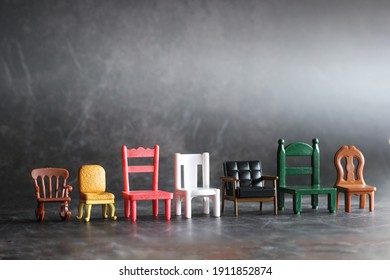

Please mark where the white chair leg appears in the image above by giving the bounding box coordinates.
[175,195,182,216]
[202,197,210,215]
[184,194,192,218]
[213,190,221,217]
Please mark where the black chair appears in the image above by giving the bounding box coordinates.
[221,161,278,216]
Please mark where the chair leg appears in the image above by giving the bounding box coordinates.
[336,191,340,210]
[278,191,284,211]
[213,190,221,217]
[102,204,108,219]
[202,197,210,215]
[311,194,318,209]
[184,194,192,218]
[75,202,84,220]
[345,192,351,213]
[108,203,117,220]
[234,199,238,216]
[328,191,336,213]
[130,200,137,222]
[165,199,171,221]
[152,200,158,217]
[369,192,375,212]
[175,195,182,216]
[293,194,302,214]
[259,202,263,212]
[124,199,131,218]
[273,196,278,215]
[359,194,366,209]
[59,202,71,221]
[221,195,225,214]
[85,204,92,222]
[36,202,44,221]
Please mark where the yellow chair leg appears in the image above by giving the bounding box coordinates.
[102,204,108,219]
[85,204,92,222]
[75,202,84,220]
[108,203,117,220]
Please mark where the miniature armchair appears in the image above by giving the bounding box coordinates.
[334,145,376,212]
[31,168,72,221]
[75,165,117,222]
[277,138,336,214]
[221,161,278,216]
[122,145,173,222]
[174,152,220,218]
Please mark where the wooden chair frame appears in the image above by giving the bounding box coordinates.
[31,168,72,221]
[334,145,376,212]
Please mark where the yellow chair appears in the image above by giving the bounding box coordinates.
[76,165,117,222]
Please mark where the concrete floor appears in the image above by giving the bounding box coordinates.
[1,192,390,260]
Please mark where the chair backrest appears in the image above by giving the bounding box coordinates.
[174,153,210,190]
[122,145,159,192]
[277,138,320,188]
[334,145,366,186]
[223,161,263,188]
[78,165,106,193]
[31,168,69,199]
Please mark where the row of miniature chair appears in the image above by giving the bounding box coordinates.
[31,138,376,222]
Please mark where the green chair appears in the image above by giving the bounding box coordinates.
[277,138,336,214]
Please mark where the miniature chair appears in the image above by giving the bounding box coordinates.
[174,152,220,218]
[75,165,117,222]
[31,168,72,221]
[334,145,376,212]
[277,138,336,214]
[122,145,173,222]
[221,161,278,216]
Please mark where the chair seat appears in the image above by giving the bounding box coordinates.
[235,187,275,198]
[175,188,219,197]
[280,185,336,195]
[79,192,115,201]
[37,197,71,203]
[122,190,173,200]
[335,185,376,192]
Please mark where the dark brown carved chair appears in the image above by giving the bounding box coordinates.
[334,145,376,212]
[31,168,73,221]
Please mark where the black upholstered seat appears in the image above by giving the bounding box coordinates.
[221,160,278,216]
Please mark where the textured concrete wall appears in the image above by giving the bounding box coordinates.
[1,0,389,210]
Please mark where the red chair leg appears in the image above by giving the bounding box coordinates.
[165,199,171,221]
[124,199,131,218]
[153,200,158,217]
[130,200,137,222]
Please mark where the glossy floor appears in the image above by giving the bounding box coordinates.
[1,194,390,260]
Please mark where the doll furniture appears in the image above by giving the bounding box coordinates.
[75,165,117,222]
[221,161,278,216]
[334,145,376,212]
[31,168,72,221]
[174,152,220,218]
[277,138,336,214]
[121,145,173,221]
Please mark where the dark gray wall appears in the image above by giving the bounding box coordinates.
[1,0,390,211]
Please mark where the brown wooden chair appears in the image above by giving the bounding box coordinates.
[334,145,376,212]
[31,168,73,221]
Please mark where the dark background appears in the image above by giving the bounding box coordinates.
[1,0,389,215]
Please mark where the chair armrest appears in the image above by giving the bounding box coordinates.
[260,175,278,181]
[64,185,73,194]
[220,176,237,183]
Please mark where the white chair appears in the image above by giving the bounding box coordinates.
[174,152,220,218]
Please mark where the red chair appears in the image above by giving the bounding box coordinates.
[122,145,173,221]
